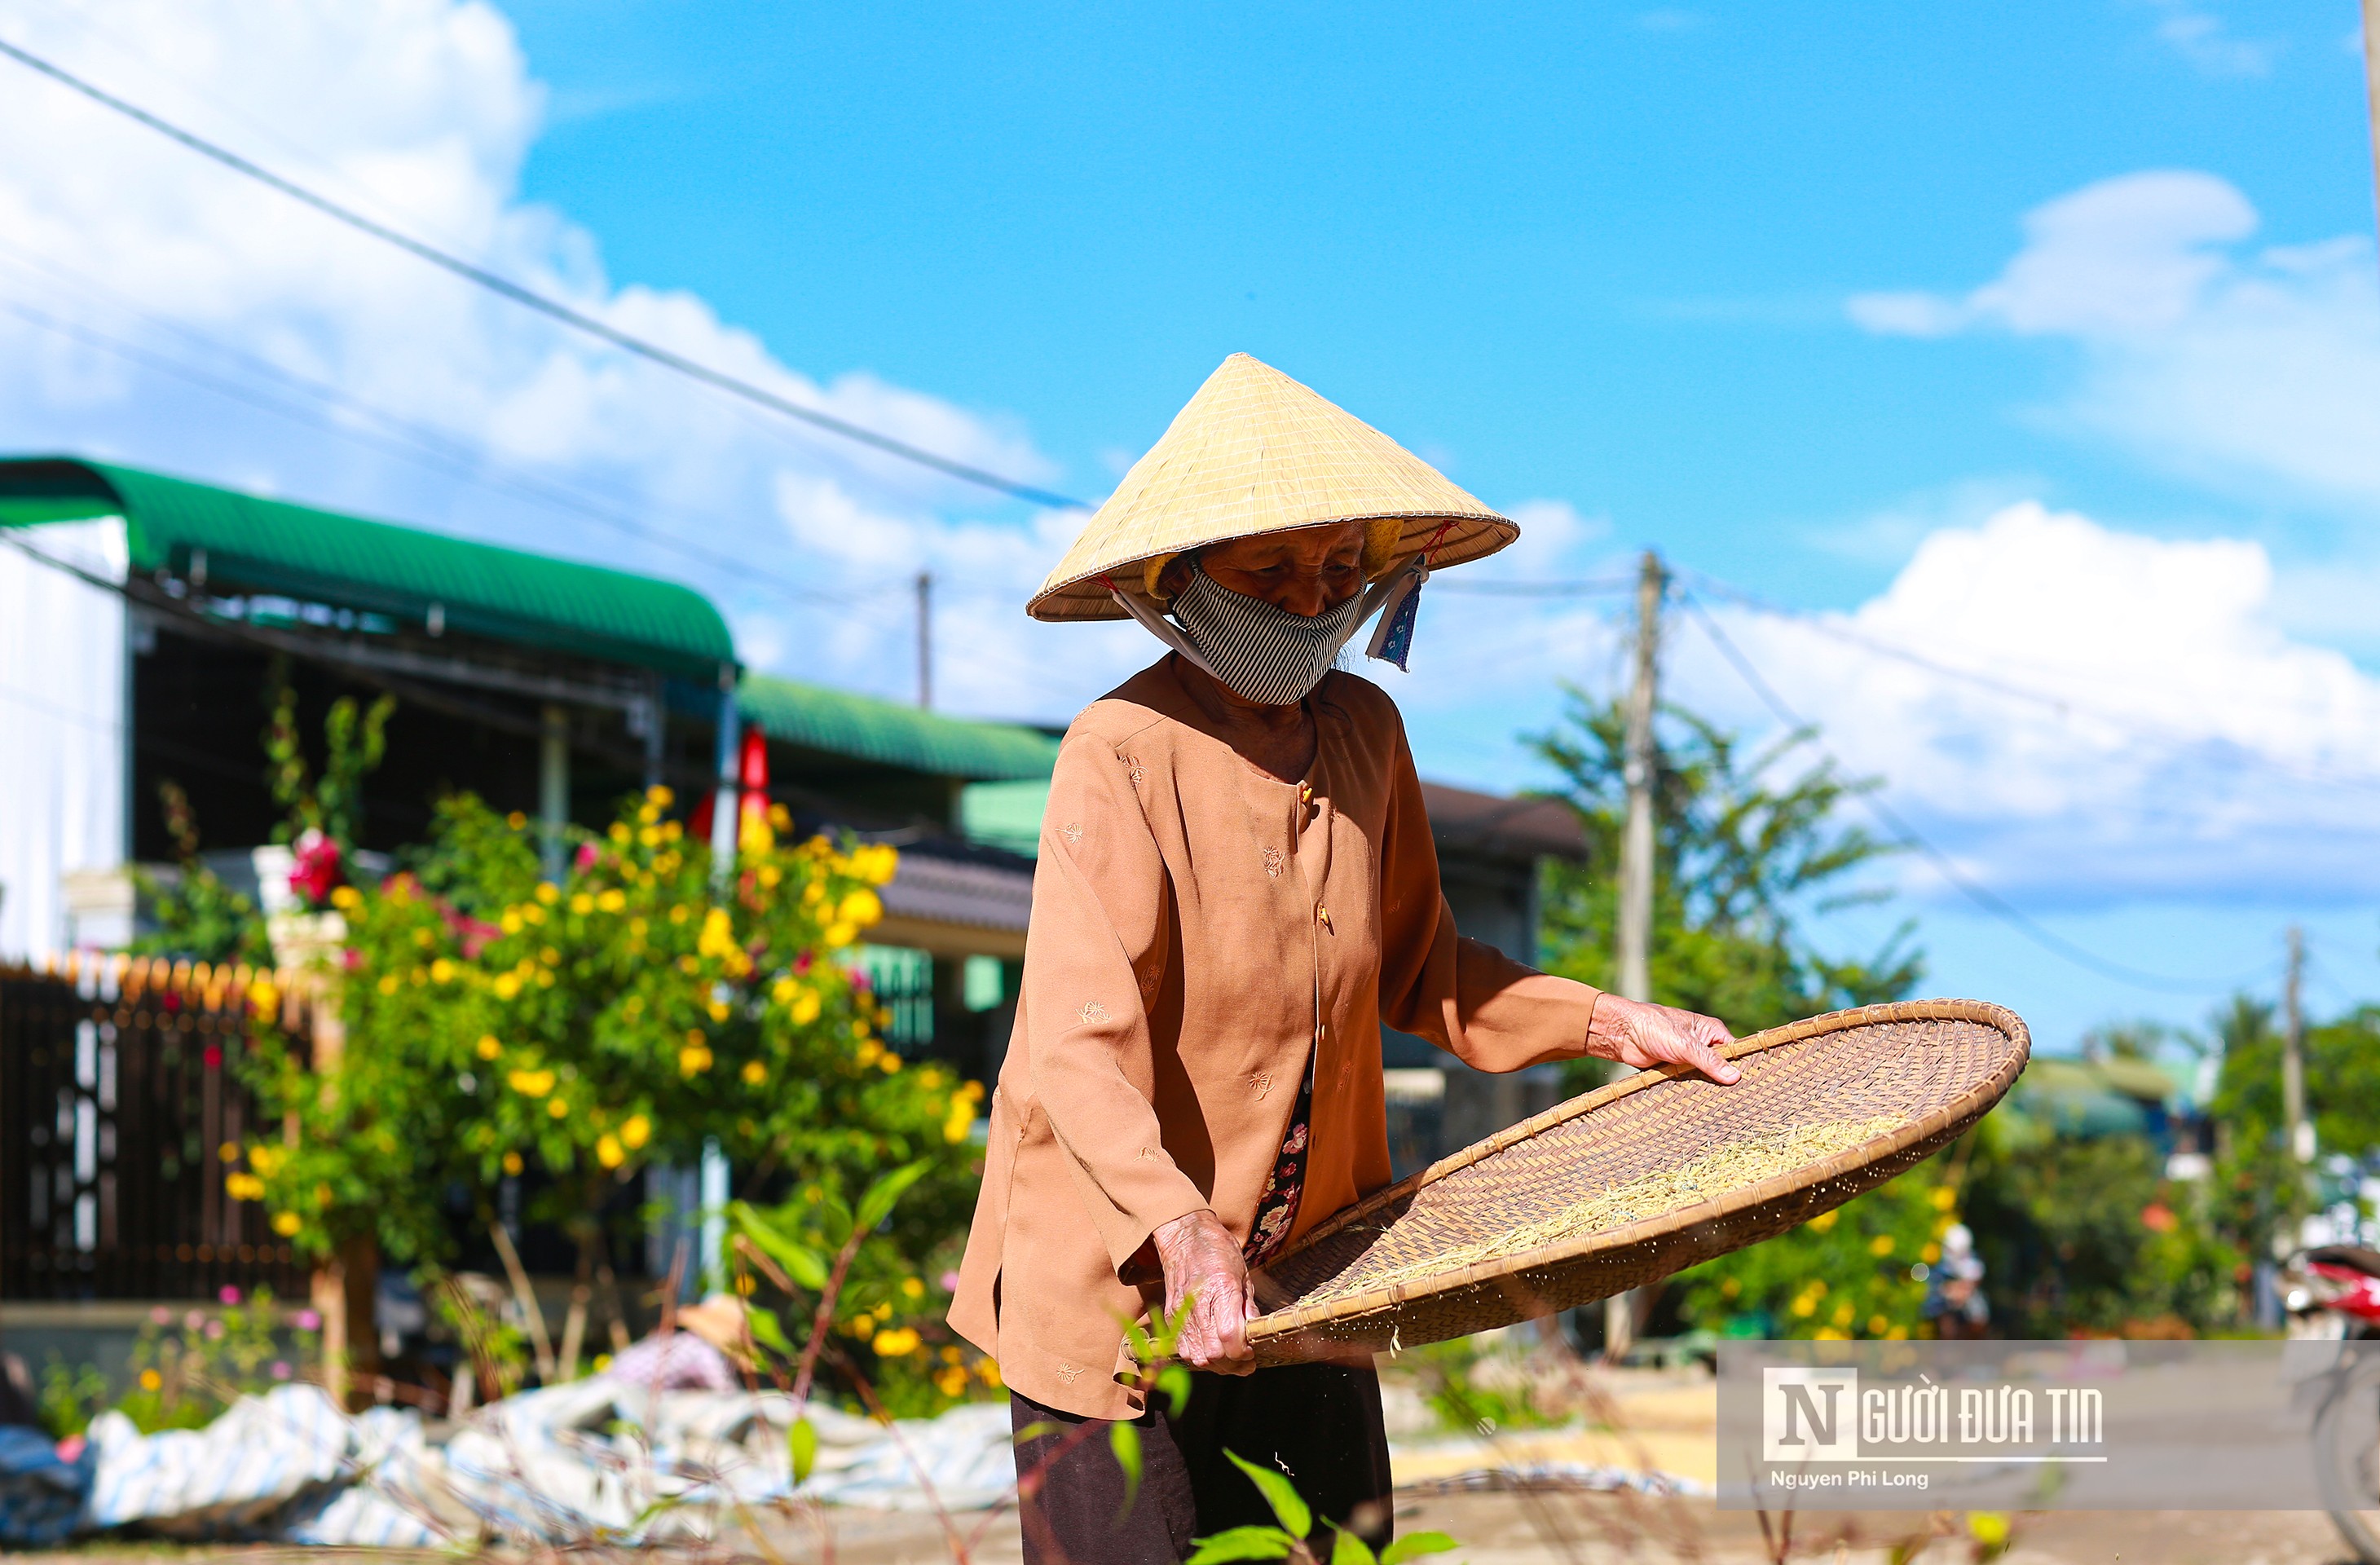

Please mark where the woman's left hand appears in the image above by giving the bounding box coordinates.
[1587,994,1742,1084]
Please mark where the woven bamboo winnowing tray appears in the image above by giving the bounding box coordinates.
[1244,999,2029,1364]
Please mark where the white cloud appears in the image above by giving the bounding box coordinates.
[2140,0,2279,76]
[0,0,1100,718]
[1669,502,2380,904]
[1848,170,2380,514]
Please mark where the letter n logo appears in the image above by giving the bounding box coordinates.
[1763,1368,1858,1460]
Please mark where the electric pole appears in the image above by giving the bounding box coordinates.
[1605,548,1664,1363]
[1615,549,1664,1005]
[2363,0,2380,267]
[915,571,934,710]
[2282,925,2312,1234]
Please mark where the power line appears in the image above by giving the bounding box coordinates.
[1677,564,2380,796]
[0,293,892,616]
[0,249,1113,704]
[1429,576,1634,597]
[0,35,1090,512]
[0,285,1091,712]
[1675,587,2267,996]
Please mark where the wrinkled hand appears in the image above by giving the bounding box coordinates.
[1153,1209,1257,1374]
[1588,994,1742,1084]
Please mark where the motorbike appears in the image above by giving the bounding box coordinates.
[2285,1245,2380,1563]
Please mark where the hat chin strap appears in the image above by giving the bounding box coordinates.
[1109,558,1425,681]
[1108,587,1223,680]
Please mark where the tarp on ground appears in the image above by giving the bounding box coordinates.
[56,1377,1018,1546]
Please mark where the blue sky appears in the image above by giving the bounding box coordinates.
[2,0,2376,1051]
[495,0,2367,600]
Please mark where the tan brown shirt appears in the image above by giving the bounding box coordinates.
[947,657,1602,1417]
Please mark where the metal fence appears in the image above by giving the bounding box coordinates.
[0,955,309,1300]
[858,944,937,1058]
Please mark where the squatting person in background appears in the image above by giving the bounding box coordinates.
[947,354,1740,1563]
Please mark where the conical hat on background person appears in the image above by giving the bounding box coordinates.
[674,1294,752,1363]
[1027,353,1518,622]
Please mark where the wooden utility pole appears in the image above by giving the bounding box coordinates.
[915,571,934,710]
[2363,0,2380,260]
[1605,548,1664,1361]
[2282,926,2312,1241]
[1614,549,1664,1003]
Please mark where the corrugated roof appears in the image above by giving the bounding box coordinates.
[738,675,1060,782]
[0,457,735,679]
[1419,781,1589,862]
[960,779,1050,856]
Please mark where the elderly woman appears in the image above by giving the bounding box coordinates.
[948,355,1738,1563]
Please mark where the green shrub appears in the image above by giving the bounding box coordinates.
[236,788,982,1295]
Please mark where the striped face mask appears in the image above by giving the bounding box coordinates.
[1167,563,1370,707]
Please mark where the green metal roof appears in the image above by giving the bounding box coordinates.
[738,675,1060,782]
[960,778,1051,856]
[0,457,735,679]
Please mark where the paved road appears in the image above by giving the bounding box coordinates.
[816,1495,2364,1563]
[20,1502,2364,1563]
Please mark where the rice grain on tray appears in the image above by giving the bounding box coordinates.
[1302,1113,1906,1301]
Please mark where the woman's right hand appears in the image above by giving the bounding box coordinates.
[1153,1209,1258,1374]
[1587,994,1742,1083]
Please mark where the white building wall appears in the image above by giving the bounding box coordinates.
[0,519,129,961]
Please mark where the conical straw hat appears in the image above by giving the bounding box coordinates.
[1028,353,1518,622]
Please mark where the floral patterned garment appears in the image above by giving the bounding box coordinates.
[1242,1060,1316,1266]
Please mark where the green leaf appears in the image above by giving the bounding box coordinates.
[787,1417,818,1486]
[1158,1364,1193,1418]
[1109,1420,1142,1518]
[1184,1524,1299,1563]
[1224,1450,1311,1539]
[730,1201,829,1290]
[1011,1420,1062,1445]
[854,1159,931,1235]
[1329,1527,1378,1565]
[747,1304,794,1356]
[1153,1297,1192,1356]
[1380,1532,1460,1563]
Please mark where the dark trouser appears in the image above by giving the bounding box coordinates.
[1011,1361,1394,1564]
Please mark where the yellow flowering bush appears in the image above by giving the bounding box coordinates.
[240,789,981,1281]
[1670,1162,1956,1341]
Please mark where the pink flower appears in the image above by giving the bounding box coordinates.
[270,1360,293,1381]
[149,1307,172,1325]
[456,915,501,959]
[575,841,601,871]
[204,1319,226,1341]
[938,1271,962,1294]
[183,1311,204,1331]
[219,1285,242,1305]
[288,829,345,909]
[54,1435,85,1464]
[294,1309,322,1331]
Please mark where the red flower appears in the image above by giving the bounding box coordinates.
[288,829,344,909]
